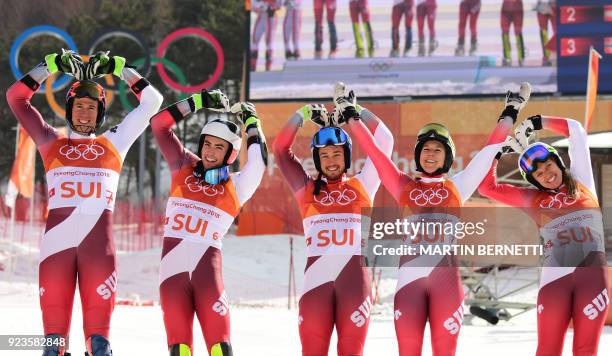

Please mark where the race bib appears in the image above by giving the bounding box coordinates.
[163,197,235,248]
[46,166,119,213]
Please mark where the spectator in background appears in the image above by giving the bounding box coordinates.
[390,0,414,57]
[455,0,481,56]
[251,0,282,71]
[535,0,556,66]
[416,0,437,57]
[314,0,338,59]
[501,0,525,66]
[349,0,375,58]
[283,0,302,60]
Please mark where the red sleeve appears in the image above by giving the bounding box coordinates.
[541,116,570,137]
[486,116,514,145]
[6,81,58,148]
[272,115,309,194]
[477,160,536,207]
[150,109,188,174]
[347,119,409,203]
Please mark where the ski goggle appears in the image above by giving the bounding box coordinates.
[311,127,350,148]
[203,166,230,185]
[519,144,556,174]
[67,81,105,101]
[417,123,450,143]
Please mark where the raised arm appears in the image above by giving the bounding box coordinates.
[6,62,60,148]
[346,117,407,203]
[272,107,311,194]
[104,67,163,157]
[521,115,595,196]
[231,103,268,205]
[478,160,538,208]
[351,107,395,200]
[150,99,192,173]
[453,82,532,203]
[151,90,229,174]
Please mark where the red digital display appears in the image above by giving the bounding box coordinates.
[605,37,612,54]
[559,37,595,57]
[604,5,612,22]
[560,6,599,24]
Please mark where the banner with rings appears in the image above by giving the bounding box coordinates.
[10,25,225,118]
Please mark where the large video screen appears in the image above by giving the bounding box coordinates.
[249,0,560,99]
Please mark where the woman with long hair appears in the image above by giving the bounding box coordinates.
[479,114,609,355]
[337,83,531,355]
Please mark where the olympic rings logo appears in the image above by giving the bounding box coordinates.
[539,192,577,209]
[314,189,357,206]
[408,187,449,206]
[368,60,394,72]
[10,25,225,117]
[184,175,225,197]
[58,143,105,161]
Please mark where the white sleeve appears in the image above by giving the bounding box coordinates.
[105,85,163,159]
[567,119,596,197]
[233,143,266,206]
[451,142,505,204]
[355,119,394,201]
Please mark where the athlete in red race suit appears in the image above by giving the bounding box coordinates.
[251,0,283,71]
[349,0,374,58]
[455,0,481,56]
[479,115,609,356]
[336,83,532,356]
[501,0,525,66]
[313,0,338,58]
[390,0,414,57]
[151,93,267,356]
[6,51,162,355]
[535,0,556,66]
[273,84,393,356]
[416,0,437,56]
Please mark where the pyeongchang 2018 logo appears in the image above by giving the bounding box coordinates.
[184,175,225,197]
[539,192,577,209]
[408,187,449,206]
[314,188,357,206]
[59,143,105,161]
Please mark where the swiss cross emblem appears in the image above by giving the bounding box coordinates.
[48,188,55,198]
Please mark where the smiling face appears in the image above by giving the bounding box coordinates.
[532,157,563,190]
[72,97,98,135]
[319,145,345,180]
[200,135,230,169]
[419,140,446,174]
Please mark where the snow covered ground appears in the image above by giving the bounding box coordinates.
[1,235,611,355]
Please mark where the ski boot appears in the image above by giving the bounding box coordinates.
[418,39,425,57]
[249,50,258,71]
[169,344,191,356]
[455,42,465,56]
[211,342,233,356]
[469,39,478,56]
[364,22,375,57]
[84,335,111,356]
[42,334,70,356]
[355,47,365,58]
[285,49,293,60]
[390,48,400,58]
[428,39,438,56]
[265,50,272,71]
[293,49,300,60]
[502,58,511,67]
[314,49,323,60]
[328,48,337,59]
[403,27,412,57]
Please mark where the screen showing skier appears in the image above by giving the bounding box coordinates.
[248,0,559,99]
